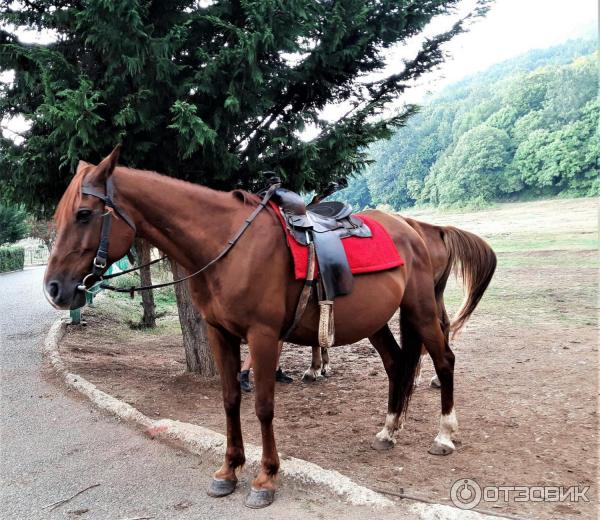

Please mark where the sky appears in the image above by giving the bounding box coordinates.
[1,0,597,140]
[315,0,597,127]
[409,0,596,100]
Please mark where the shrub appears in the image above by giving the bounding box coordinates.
[0,202,29,245]
[0,246,25,273]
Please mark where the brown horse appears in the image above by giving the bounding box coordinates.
[303,216,496,388]
[44,147,497,508]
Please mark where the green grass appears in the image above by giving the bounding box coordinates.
[497,251,599,269]
[100,271,176,308]
[487,232,598,253]
[442,278,597,327]
[153,287,177,312]
[91,270,179,334]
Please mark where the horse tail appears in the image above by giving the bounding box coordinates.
[442,226,497,338]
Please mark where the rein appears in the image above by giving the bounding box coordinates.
[100,254,167,280]
[77,181,280,297]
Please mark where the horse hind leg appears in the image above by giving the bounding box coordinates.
[404,297,458,456]
[368,324,422,451]
[430,303,450,389]
[320,347,332,377]
[430,372,441,388]
[302,345,323,382]
[413,345,427,388]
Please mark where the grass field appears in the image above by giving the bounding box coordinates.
[403,197,599,254]
[403,197,599,314]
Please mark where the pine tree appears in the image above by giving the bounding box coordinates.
[1,0,489,372]
[1,0,490,211]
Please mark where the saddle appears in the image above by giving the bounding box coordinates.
[271,187,372,347]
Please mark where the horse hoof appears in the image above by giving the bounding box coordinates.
[428,440,455,456]
[302,370,318,382]
[245,487,275,509]
[371,436,395,451]
[430,375,441,388]
[207,477,237,497]
[321,364,333,377]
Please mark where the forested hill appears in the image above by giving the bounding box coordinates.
[335,38,599,209]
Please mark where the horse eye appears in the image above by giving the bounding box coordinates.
[76,209,93,222]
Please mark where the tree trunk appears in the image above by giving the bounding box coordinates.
[135,238,156,328]
[43,237,54,254]
[170,260,218,376]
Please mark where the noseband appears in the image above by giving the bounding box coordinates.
[77,177,137,291]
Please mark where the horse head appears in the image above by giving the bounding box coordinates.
[44,146,136,309]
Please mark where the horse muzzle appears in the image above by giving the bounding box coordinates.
[44,278,87,310]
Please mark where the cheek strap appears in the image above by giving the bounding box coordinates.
[80,176,136,279]
[93,209,112,273]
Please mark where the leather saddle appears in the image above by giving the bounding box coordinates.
[271,188,371,300]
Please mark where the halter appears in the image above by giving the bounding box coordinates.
[77,177,137,291]
[76,178,280,295]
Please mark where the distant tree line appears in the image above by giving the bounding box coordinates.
[334,38,599,209]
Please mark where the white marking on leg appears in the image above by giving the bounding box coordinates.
[433,408,458,450]
[430,374,441,388]
[321,362,332,376]
[414,355,425,387]
[414,369,422,387]
[375,413,400,444]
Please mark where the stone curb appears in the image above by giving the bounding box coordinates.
[44,317,492,519]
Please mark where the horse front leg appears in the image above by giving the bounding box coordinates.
[205,325,244,498]
[245,329,280,508]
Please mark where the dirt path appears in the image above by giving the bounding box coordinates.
[60,198,599,519]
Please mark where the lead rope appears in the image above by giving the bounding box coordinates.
[101,254,168,280]
[95,183,280,297]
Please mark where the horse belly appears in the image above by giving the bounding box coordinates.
[289,268,405,346]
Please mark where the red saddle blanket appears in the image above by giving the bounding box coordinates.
[270,202,404,279]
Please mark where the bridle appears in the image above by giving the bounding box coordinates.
[76,177,137,292]
[76,178,280,296]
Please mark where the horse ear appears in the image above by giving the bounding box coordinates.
[76,160,93,173]
[90,145,121,183]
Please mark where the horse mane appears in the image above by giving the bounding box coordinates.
[231,189,281,225]
[55,166,262,226]
[232,189,260,205]
[54,164,93,226]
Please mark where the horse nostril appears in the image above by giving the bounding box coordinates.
[47,281,61,300]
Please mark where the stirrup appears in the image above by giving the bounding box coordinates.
[318,300,335,348]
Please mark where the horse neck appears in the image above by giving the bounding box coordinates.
[112,167,240,272]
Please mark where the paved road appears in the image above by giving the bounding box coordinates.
[0,267,411,520]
